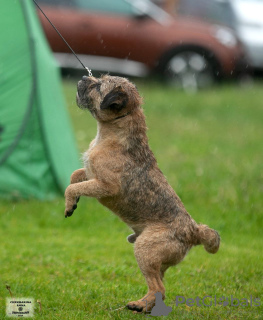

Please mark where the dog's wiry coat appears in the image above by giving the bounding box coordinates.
[64,75,220,313]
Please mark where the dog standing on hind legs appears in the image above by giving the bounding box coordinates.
[64,75,220,313]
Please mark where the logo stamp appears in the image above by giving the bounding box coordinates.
[144,292,172,317]
[175,295,261,307]
[6,298,34,318]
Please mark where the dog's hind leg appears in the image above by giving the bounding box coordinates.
[160,264,170,280]
[126,228,167,313]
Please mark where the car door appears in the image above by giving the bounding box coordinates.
[71,0,150,61]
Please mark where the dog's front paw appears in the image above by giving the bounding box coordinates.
[65,204,77,218]
[65,186,79,218]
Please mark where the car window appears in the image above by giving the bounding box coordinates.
[38,0,133,15]
[178,0,235,28]
[38,0,76,7]
[75,0,134,15]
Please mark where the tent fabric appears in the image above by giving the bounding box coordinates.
[0,0,80,199]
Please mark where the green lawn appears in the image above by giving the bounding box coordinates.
[0,80,263,319]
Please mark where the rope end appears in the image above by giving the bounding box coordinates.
[85,67,93,77]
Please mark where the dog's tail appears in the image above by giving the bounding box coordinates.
[196,224,220,254]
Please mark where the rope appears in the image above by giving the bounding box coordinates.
[33,0,92,76]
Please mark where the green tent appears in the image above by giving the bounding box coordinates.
[0,0,80,199]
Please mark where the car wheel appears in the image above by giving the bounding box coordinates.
[164,50,216,91]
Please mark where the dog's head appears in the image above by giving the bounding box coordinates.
[76,75,143,122]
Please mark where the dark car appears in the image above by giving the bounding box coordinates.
[37,0,247,90]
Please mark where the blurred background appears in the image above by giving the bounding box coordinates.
[0,1,262,319]
[37,0,263,89]
[2,0,262,199]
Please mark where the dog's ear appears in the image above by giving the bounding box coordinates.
[100,86,128,111]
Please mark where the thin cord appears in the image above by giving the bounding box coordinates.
[33,0,92,76]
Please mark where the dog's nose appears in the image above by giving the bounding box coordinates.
[82,75,88,81]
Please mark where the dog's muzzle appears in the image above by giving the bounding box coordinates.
[76,78,90,109]
[76,76,99,111]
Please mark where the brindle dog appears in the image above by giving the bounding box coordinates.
[64,75,220,313]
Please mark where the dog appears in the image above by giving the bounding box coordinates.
[64,75,220,313]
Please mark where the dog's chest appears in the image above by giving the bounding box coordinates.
[82,138,98,176]
[82,150,91,169]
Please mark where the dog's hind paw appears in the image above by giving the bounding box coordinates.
[126,302,143,313]
[127,299,154,313]
[127,233,137,243]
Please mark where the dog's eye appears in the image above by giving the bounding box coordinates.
[89,83,97,90]
[89,83,101,92]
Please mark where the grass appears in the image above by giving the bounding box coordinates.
[0,79,263,319]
